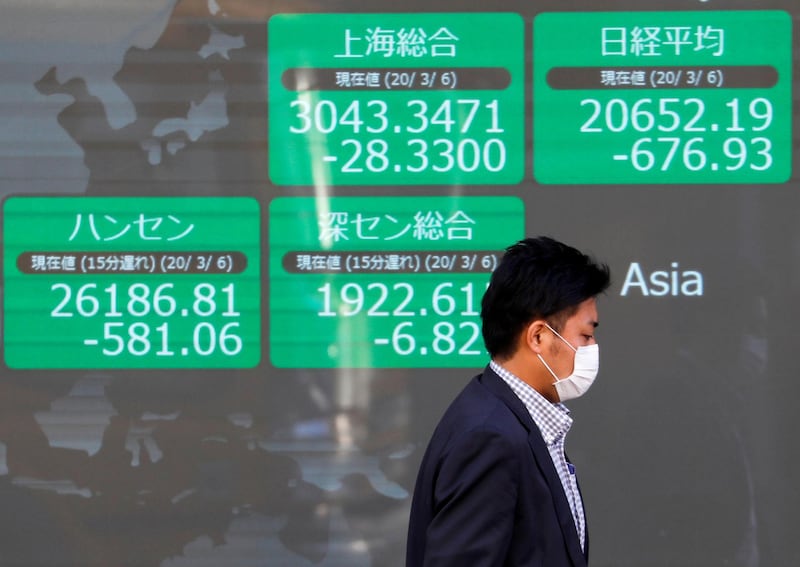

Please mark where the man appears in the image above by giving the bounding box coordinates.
[406,236,610,567]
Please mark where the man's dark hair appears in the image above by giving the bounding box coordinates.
[481,236,611,359]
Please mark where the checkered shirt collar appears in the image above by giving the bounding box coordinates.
[490,360,573,445]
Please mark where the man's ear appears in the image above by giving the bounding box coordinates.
[525,320,549,354]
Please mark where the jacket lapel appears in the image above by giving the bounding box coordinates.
[480,366,588,567]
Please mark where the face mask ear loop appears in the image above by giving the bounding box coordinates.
[537,354,561,385]
[544,322,577,352]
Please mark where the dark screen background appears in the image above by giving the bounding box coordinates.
[0,0,797,565]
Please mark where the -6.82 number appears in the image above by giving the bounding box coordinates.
[379,320,483,357]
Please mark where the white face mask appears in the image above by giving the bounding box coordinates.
[537,323,599,402]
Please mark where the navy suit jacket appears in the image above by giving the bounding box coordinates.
[406,366,589,567]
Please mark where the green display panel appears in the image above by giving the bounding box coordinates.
[3,197,261,369]
[534,11,792,184]
[270,196,523,368]
[268,13,524,186]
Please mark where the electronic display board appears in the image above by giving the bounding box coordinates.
[269,196,523,368]
[269,13,525,185]
[534,10,792,183]
[0,0,798,566]
[3,197,260,369]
